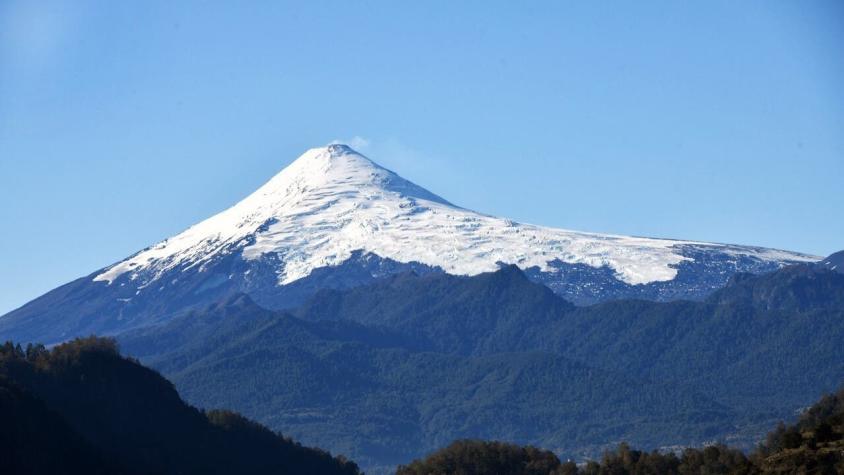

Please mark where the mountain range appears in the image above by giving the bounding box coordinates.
[116,258,844,471]
[0,144,839,474]
[4,334,842,474]
[0,144,818,344]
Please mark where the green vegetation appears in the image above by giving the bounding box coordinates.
[0,337,360,475]
[397,440,570,475]
[116,264,844,471]
[3,262,843,474]
[121,294,735,470]
[755,387,844,473]
[297,265,844,413]
[398,385,844,474]
[4,335,842,474]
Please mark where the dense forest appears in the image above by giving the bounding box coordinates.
[397,385,844,474]
[0,337,360,475]
[121,290,737,470]
[116,262,844,470]
[2,325,843,474]
[3,260,842,473]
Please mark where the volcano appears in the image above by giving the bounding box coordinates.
[0,144,818,343]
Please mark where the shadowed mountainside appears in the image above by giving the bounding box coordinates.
[118,258,844,471]
[0,337,360,475]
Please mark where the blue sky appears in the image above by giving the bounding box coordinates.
[0,1,842,314]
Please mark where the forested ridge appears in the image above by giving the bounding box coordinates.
[397,384,844,474]
[115,262,844,471]
[3,260,841,473]
[4,338,843,474]
[0,337,360,475]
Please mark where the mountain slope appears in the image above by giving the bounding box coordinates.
[118,298,734,472]
[0,337,361,475]
[0,144,817,344]
[118,256,844,472]
[820,250,844,273]
[296,259,844,412]
[0,376,120,475]
[397,384,844,475]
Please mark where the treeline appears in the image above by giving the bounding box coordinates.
[0,337,360,475]
[397,386,844,475]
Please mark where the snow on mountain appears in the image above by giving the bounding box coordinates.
[94,144,817,290]
[0,143,823,345]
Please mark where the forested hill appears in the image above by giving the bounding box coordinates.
[117,258,844,471]
[295,262,844,411]
[396,384,844,474]
[0,337,360,475]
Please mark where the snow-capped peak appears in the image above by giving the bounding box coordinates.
[259,144,453,206]
[94,144,818,288]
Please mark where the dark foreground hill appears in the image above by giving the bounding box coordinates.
[118,259,844,472]
[396,384,844,475]
[0,337,360,475]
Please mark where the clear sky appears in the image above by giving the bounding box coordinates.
[1,1,842,315]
